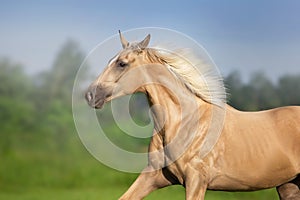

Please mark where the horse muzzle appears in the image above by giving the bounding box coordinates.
[85,85,113,109]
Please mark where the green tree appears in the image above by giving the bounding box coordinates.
[249,72,280,110]
[0,58,36,154]
[224,70,244,109]
[224,71,258,110]
[225,71,300,111]
[36,40,85,109]
[33,40,87,151]
[277,74,300,106]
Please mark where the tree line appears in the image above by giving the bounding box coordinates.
[0,40,85,154]
[225,71,300,111]
[0,40,299,151]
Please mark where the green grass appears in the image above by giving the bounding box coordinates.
[0,131,279,200]
[0,186,279,200]
[0,187,125,200]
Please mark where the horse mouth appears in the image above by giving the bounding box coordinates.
[85,89,112,109]
[93,99,105,109]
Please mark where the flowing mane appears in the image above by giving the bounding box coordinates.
[144,47,226,106]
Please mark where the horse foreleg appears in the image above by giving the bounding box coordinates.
[185,168,208,200]
[119,166,174,200]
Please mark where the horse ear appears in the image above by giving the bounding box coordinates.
[119,30,129,49]
[138,34,151,49]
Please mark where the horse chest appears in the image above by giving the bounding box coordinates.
[164,161,186,185]
[163,151,213,186]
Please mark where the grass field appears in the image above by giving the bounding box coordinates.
[0,131,280,200]
[0,186,279,200]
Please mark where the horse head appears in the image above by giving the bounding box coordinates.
[85,31,151,109]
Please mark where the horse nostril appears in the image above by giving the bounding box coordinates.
[85,91,93,102]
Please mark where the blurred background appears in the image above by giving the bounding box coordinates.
[1,1,299,199]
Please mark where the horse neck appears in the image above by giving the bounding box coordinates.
[142,71,212,144]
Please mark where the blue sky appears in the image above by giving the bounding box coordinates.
[1,0,299,81]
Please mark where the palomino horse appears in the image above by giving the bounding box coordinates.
[85,32,300,200]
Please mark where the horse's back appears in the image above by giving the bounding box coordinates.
[240,105,300,167]
[233,105,300,142]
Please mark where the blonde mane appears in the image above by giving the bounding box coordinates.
[145,47,226,106]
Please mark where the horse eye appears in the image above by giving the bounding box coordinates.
[118,61,128,68]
